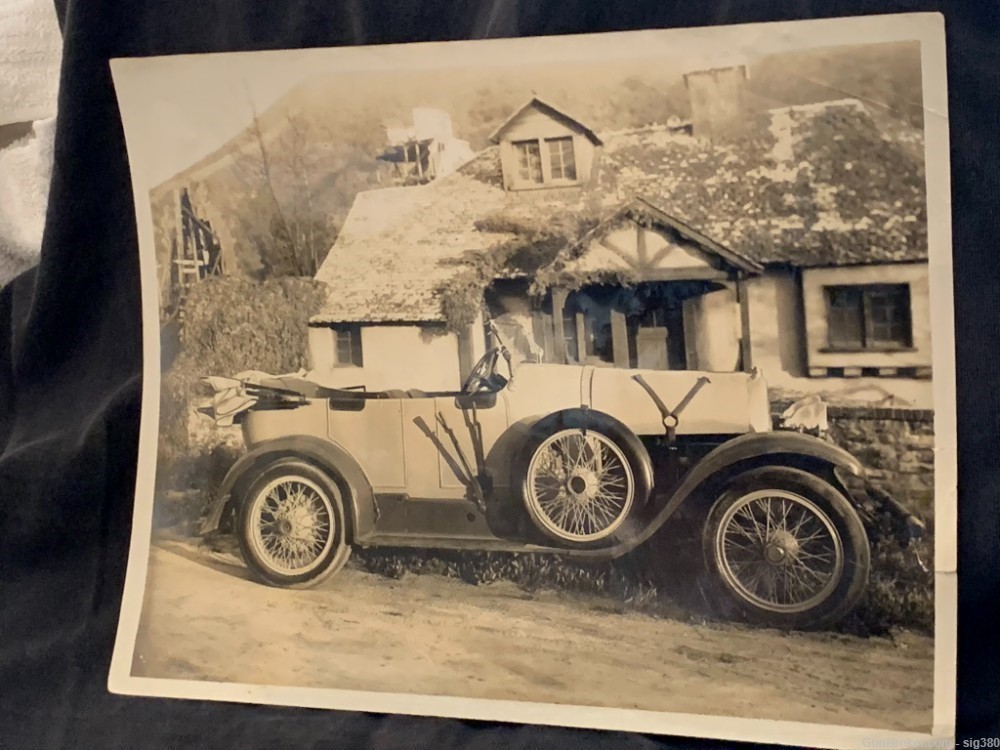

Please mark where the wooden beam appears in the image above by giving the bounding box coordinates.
[539,312,555,363]
[575,312,588,362]
[640,268,730,282]
[736,276,754,372]
[552,289,568,364]
[610,310,629,368]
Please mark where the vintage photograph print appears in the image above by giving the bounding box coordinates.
[109,13,956,749]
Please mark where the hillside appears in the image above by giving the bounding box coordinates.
[150,40,923,283]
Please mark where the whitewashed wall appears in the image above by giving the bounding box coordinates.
[802,262,931,371]
[748,267,934,408]
[308,324,462,392]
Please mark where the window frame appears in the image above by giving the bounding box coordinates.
[507,135,581,190]
[822,283,913,352]
[545,136,578,182]
[331,324,364,367]
[511,139,544,186]
[560,305,611,365]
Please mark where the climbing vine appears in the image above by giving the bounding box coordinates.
[437,212,601,333]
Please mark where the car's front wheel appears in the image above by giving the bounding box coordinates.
[702,466,870,630]
[236,458,351,588]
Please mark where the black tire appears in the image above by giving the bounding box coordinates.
[519,411,652,550]
[236,458,351,588]
[701,466,870,630]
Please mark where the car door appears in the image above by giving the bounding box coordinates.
[433,390,510,495]
[326,395,407,490]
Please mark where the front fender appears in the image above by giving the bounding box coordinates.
[565,430,866,560]
[198,435,376,541]
[654,429,865,518]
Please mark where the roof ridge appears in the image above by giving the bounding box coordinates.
[487,96,602,145]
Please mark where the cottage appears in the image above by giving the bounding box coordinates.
[310,65,931,406]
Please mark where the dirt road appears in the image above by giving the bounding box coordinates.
[131,540,934,732]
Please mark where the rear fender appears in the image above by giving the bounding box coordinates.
[199,435,376,541]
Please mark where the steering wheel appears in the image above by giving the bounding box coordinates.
[462,350,500,394]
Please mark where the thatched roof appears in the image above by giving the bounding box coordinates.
[313,98,926,324]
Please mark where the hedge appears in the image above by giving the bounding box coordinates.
[158,275,328,471]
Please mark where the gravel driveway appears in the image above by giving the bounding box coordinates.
[131,537,934,732]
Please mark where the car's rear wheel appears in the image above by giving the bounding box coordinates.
[236,458,351,588]
[702,466,870,630]
[522,427,639,548]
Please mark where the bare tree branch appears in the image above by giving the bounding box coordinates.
[247,103,300,271]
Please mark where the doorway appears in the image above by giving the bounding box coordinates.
[624,281,723,370]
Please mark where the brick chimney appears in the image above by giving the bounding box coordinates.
[683,64,749,141]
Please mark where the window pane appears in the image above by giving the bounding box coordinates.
[825,286,864,348]
[865,285,911,346]
[335,330,352,364]
[546,137,577,181]
[334,327,363,366]
[639,307,667,328]
[513,140,543,184]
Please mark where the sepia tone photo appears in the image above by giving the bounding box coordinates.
[109,14,955,749]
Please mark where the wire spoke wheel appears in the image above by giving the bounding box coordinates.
[526,428,634,543]
[248,474,335,576]
[714,489,844,614]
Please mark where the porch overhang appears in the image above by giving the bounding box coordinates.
[534,196,764,289]
[624,197,765,276]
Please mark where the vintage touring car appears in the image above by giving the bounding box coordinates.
[196,323,923,630]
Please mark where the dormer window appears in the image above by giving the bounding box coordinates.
[489,97,602,193]
[511,137,578,187]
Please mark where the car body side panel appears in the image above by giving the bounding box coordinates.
[400,398,462,498]
[502,364,588,420]
[589,368,761,436]
[327,399,406,489]
[481,413,540,491]
[433,395,510,490]
[242,401,328,445]
[502,362,767,438]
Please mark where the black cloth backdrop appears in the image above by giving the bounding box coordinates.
[1,1,997,748]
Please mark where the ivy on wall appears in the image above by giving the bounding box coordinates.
[437,206,687,333]
[437,212,600,333]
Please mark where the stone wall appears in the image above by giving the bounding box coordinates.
[774,402,936,522]
[825,405,935,521]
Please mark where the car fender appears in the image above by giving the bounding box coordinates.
[199,435,377,541]
[564,430,866,560]
[511,407,655,505]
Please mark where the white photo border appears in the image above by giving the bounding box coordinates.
[108,13,957,749]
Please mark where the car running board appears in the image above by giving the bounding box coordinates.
[357,533,566,555]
